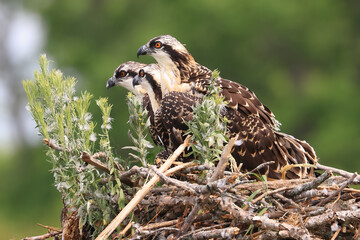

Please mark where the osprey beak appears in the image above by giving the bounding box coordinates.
[133,74,141,87]
[137,45,151,58]
[106,77,115,90]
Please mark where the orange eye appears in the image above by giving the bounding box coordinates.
[155,41,162,48]
[139,70,145,77]
[119,71,126,77]
[115,70,126,78]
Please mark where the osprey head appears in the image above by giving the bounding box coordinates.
[107,61,146,96]
[137,35,193,68]
[133,64,162,111]
[132,64,161,91]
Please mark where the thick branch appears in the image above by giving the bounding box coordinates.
[284,170,332,198]
[210,135,237,182]
[81,151,110,174]
[191,227,239,239]
[316,172,358,206]
[316,163,360,184]
[306,210,360,229]
[23,230,62,240]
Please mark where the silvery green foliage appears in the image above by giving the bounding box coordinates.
[186,70,229,165]
[124,92,153,167]
[23,55,124,236]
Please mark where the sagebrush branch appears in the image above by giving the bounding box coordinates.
[43,139,71,153]
[81,151,111,174]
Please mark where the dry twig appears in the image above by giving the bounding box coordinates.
[317,172,358,206]
[23,230,62,240]
[44,138,71,153]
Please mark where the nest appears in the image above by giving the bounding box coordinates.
[92,137,360,240]
[25,137,360,240]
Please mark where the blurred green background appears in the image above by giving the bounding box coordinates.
[1,0,359,239]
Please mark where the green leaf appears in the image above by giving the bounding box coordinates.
[257,207,268,216]
[246,189,261,202]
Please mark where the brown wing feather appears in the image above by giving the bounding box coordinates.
[143,94,172,149]
[142,94,154,125]
[193,78,280,131]
[275,132,317,178]
[226,107,317,179]
[158,90,316,179]
[225,108,281,178]
[160,91,201,160]
[142,94,160,146]
[188,63,213,83]
[161,91,201,131]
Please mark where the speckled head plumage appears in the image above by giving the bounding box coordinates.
[132,64,163,111]
[107,61,147,96]
[133,64,162,93]
[137,35,211,88]
[137,35,192,66]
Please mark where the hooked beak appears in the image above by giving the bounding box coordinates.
[137,45,152,58]
[132,74,141,87]
[106,77,115,89]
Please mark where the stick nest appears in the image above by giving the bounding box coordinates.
[117,168,360,240]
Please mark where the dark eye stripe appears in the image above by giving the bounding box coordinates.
[127,70,137,77]
[149,37,162,48]
[146,74,162,101]
[163,44,187,63]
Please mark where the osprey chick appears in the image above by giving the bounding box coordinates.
[107,61,170,150]
[137,35,318,179]
[132,64,177,154]
[133,64,199,158]
[137,35,280,131]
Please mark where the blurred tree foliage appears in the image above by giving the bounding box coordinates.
[3,0,360,238]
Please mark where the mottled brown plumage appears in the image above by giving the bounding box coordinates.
[137,35,318,179]
[225,107,315,179]
[193,78,280,131]
[132,64,186,156]
[161,92,316,179]
[161,91,201,149]
[133,65,201,161]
